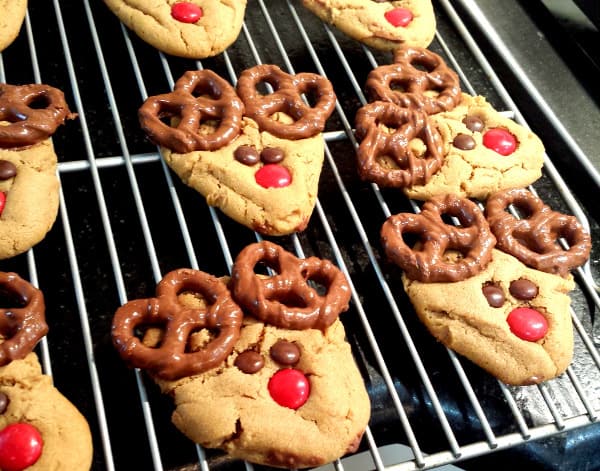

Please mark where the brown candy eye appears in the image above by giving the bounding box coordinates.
[482,283,505,308]
[453,133,476,150]
[234,145,260,166]
[270,340,300,366]
[260,147,284,164]
[234,350,265,374]
[462,115,484,133]
[0,392,8,414]
[0,160,17,180]
[509,279,539,301]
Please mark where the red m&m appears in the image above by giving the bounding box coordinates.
[384,8,413,27]
[171,2,203,23]
[482,128,517,155]
[0,423,43,471]
[255,164,292,188]
[268,369,310,409]
[507,307,548,342]
[0,192,6,216]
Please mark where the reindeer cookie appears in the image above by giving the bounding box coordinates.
[112,241,370,468]
[103,0,246,59]
[0,83,75,259]
[139,65,336,235]
[0,0,27,52]
[301,0,436,51]
[0,272,93,471]
[380,191,591,385]
[355,46,545,200]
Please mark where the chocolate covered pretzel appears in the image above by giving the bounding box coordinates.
[0,272,48,366]
[231,241,351,330]
[354,101,444,187]
[486,188,592,277]
[0,83,75,149]
[236,64,336,140]
[112,269,243,380]
[381,194,496,282]
[366,46,461,115]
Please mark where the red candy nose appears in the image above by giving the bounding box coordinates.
[171,2,203,23]
[0,192,6,215]
[268,369,310,409]
[255,164,292,188]
[0,423,43,471]
[384,8,413,27]
[507,307,548,342]
[482,128,517,155]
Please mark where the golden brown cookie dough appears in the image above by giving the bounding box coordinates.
[0,140,60,259]
[155,317,370,468]
[103,0,247,58]
[163,114,325,235]
[403,249,574,385]
[0,352,93,470]
[404,93,545,201]
[0,0,27,52]
[301,0,436,50]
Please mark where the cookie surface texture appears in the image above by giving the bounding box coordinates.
[103,0,247,58]
[0,140,60,259]
[301,0,435,50]
[404,94,545,200]
[156,317,370,468]
[402,249,574,385]
[0,0,27,52]
[163,115,324,235]
[0,353,93,470]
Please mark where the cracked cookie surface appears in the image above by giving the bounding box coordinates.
[163,115,325,235]
[404,93,545,201]
[301,0,436,50]
[0,140,60,259]
[154,316,370,468]
[402,249,574,385]
[103,0,246,58]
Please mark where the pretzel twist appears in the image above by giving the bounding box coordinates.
[0,83,74,148]
[381,195,496,282]
[485,188,592,277]
[365,46,461,115]
[236,64,336,140]
[138,70,245,154]
[0,272,48,366]
[231,241,351,330]
[111,269,243,380]
[354,101,444,187]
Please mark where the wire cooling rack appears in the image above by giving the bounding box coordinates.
[1,0,599,470]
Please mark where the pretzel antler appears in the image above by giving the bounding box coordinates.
[0,272,48,366]
[485,188,592,277]
[231,241,351,330]
[236,64,336,140]
[0,84,74,148]
[138,70,245,154]
[381,195,496,282]
[111,269,243,380]
[365,46,461,114]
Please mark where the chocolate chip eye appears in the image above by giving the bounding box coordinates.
[453,133,476,150]
[482,282,505,308]
[260,147,284,164]
[234,350,265,374]
[462,115,484,133]
[270,340,300,366]
[0,160,17,180]
[509,279,539,301]
[0,392,9,414]
[234,145,260,166]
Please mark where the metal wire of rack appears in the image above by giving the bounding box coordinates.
[0,1,599,470]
